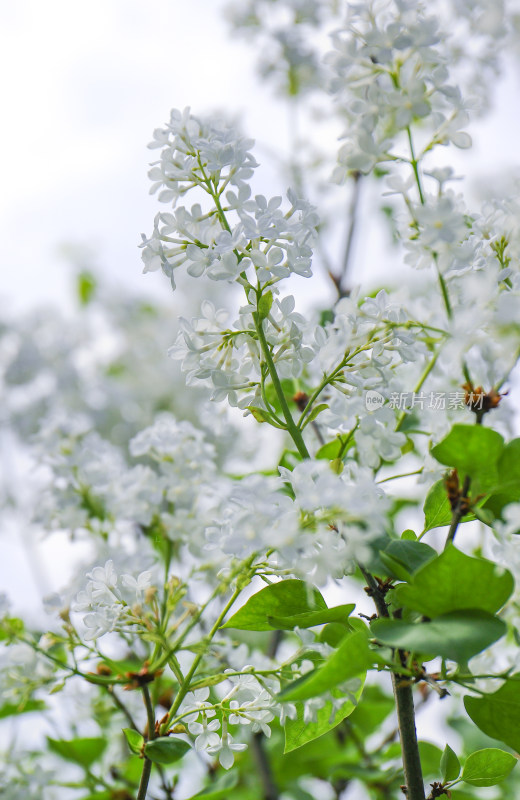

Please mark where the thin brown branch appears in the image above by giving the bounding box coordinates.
[359,564,425,800]
[106,685,139,731]
[444,473,471,549]
[250,732,279,800]
[329,172,362,298]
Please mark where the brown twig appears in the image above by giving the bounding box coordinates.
[360,565,426,800]
[251,732,279,800]
[444,473,471,549]
[329,172,362,299]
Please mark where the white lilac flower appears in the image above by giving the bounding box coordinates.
[326,0,478,187]
[87,559,118,594]
[82,608,121,641]
[205,474,300,557]
[130,414,217,509]
[190,717,221,752]
[208,720,247,769]
[356,408,407,468]
[229,696,275,737]
[181,688,216,725]
[120,570,153,599]
[168,302,263,409]
[72,560,158,642]
[302,695,328,724]
[493,503,520,539]
[141,109,318,288]
[274,461,390,578]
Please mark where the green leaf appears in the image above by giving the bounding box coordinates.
[492,438,520,496]
[280,628,371,701]
[0,616,25,641]
[315,435,354,461]
[394,545,514,617]
[119,755,143,784]
[278,449,302,472]
[267,604,355,631]
[431,425,504,492]
[370,611,506,662]
[443,794,475,800]
[423,479,475,532]
[347,684,394,735]
[302,404,329,427]
[77,270,97,305]
[143,736,191,764]
[472,506,496,526]
[0,699,46,719]
[284,676,365,752]
[122,728,144,755]
[418,741,444,778]
[318,622,352,647]
[223,580,327,631]
[464,675,520,752]
[249,406,284,427]
[485,438,520,517]
[47,737,107,768]
[461,748,517,787]
[380,539,437,580]
[441,744,461,782]
[185,773,238,799]
[257,291,274,320]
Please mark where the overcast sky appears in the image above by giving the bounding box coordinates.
[2,0,520,316]
[0,0,288,312]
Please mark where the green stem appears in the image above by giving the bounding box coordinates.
[136,760,152,800]
[253,311,310,459]
[297,336,393,430]
[160,582,245,733]
[395,349,440,432]
[407,125,453,320]
[137,685,157,800]
[105,685,139,730]
[407,127,425,206]
[19,638,125,687]
[150,581,223,672]
[435,264,453,319]
[376,468,423,484]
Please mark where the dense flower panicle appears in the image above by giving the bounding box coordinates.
[206,474,301,557]
[226,0,335,97]
[169,294,315,409]
[34,425,161,532]
[207,461,389,580]
[32,413,220,552]
[73,559,154,641]
[327,2,468,176]
[141,109,318,289]
[0,287,211,452]
[147,108,258,203]
[129,413,217,504]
